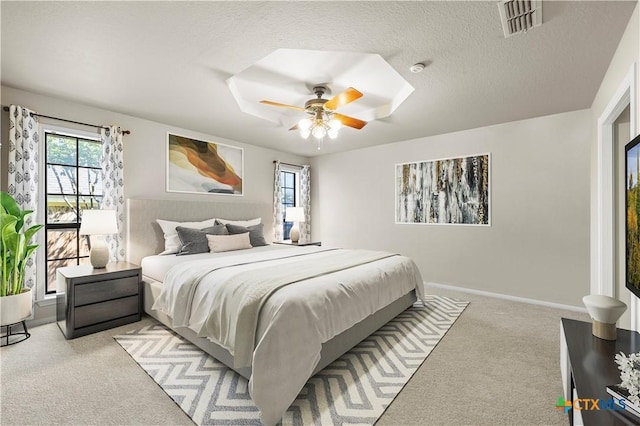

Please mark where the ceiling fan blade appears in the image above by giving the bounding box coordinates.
[260,100,306,111]
[324,87,363,111]
[334,113,367,130]
[289,124,299,131]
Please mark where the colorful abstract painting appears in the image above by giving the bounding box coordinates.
[396,154,490,225]
[167,133,243,195]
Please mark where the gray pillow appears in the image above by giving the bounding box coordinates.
[176,224,228,255]
[225,223,267,247]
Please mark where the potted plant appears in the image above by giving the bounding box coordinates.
[0,191,43,327]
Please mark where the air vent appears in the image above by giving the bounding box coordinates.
[498,0,542,38]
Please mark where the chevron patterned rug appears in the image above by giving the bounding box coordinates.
[114,295,467,425]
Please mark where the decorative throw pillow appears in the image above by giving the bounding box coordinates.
[225,223,268,247]
[175,224,228,255]
[206,233,252,253]
[215,217,262,227]
[156,218,218,255]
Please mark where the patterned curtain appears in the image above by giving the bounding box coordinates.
[7,105,40,294]
[299,165,311,243]
[100,126,125,261]
[272,161,284,242]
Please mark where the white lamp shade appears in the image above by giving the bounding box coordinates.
[285,207,305,223]
[79,210,118,235]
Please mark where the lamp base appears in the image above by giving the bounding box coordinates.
[290,222,300,243]
[89,240,110,268]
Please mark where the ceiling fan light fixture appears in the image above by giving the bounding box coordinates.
[300,128,311,139]
[327,118,341,139]
[312,125,327,140]
[259,85,368,147]
[298,117,312,130]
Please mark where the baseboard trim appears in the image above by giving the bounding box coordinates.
[425,282,588,313]
[26,316,56,328]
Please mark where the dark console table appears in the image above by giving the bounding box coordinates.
[561,318,640,425]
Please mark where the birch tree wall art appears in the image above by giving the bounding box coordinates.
[396,154,490,225]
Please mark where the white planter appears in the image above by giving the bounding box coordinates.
[0,288,32,326]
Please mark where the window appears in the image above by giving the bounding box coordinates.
[280,170,297,240]
[44,131,102,294]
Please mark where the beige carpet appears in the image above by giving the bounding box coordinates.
[1,285,588,425]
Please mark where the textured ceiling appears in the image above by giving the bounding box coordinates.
[1,1,637,157]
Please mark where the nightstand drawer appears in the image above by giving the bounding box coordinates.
[74,295,139,328]
[74,276,139,307]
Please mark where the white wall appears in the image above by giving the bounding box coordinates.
[590,3,640,331]
[312,109,591,308]
[1,85,309,324]
[1,86,308,203]
[614,107,633,330]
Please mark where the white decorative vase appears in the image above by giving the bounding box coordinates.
[582,294,627,340]
[0,288,33,326]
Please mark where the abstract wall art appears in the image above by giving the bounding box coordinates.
[167,133,243,195]
[396,154,490,225]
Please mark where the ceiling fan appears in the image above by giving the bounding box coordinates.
[260,85,367,140]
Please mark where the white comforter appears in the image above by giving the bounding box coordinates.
[152,246,424,425]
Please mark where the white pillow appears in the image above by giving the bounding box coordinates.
[156,218,218,254]
[215,217,261,227]
[206,233,252,253]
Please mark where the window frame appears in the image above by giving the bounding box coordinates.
[279,164,302,241]
[37,124,101,302]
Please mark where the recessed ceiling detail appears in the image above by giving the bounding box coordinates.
[227,48,414,128]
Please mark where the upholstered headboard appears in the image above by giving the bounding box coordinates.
[126,198,274,265]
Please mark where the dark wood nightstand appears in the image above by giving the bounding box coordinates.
[56,262,142,339]
[274,240,322,247]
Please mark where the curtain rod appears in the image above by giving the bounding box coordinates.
[2,106,131,135]
[273,160,308,168]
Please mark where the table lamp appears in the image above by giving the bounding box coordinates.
[79,209,118,268]
[285,207,305,243]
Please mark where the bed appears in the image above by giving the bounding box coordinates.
[126,198,424,425]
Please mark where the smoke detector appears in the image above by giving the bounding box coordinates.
[498,0,542,38]
[409,63,425,73]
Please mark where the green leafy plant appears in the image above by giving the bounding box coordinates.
[1,191,43,297]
